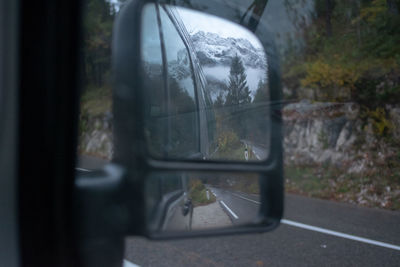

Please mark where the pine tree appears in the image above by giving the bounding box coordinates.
[214,92,225,108]
[83,0,115,88]
[251,78,269,145]
[225,56,251,107]
[253,79,269,103]
[224,55,251,139]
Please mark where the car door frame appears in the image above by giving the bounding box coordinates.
[0,0,20,266]
[145,3,198,232]
[13,0,84,266]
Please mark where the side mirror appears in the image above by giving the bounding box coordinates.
[111,0,283,238]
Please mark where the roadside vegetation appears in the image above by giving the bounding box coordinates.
[282,0,400,210]
[283,0,400,105]
[78,0,118,158]
[229,174,260,195]
[212,130,245,160]
[80,0,116,116]
[211,129,261,161]
[285,161,400,210]
[189,179,216,206]
[205,174,260,195]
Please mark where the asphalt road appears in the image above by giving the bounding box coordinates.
[125,192,400,266]
[241,140,269,160]
[76,154,109,170]
[76,155,400,266]
[208,187,259,225]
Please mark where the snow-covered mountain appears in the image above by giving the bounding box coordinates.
[143,32,268,102]
[189,31,268,101]
[190,31,267,69]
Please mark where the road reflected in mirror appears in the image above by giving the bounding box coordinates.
[141,4,270,162]
[146,172,260,233]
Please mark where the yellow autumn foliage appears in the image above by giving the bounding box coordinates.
[218,130,240,152]
[301,60,360,89]
[359,0,387,23]
[300,60,362,100]
[364,107,392,136]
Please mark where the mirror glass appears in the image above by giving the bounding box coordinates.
[141,4,270,162]
[146,172,261,233]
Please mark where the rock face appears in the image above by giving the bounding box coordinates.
[77,100,399,174]
[388,105,400,140]
[283,100,399,173]
[78,112,113,160]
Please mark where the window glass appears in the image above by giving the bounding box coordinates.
[145,174,162,223]
[159,7,199,157]
[141,5,163,65]
[76,0,115,171]
[161,175,183,195]
[141,4,165,157]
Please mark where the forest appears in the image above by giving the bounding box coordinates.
[282,0,400,106]
[80,0,400,115]
[78,0,400,209]
[282,0,400,210]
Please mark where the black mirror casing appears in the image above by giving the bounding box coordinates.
[110,0,284,239]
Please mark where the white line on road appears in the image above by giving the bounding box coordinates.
[231,193,261,204]
[230,192,400,251]
[253,152,261,160]
[123,260,140,267]
[210,188,217,197]
[281,219,400,251]
[220,200,239,219]
[75,167,91,172]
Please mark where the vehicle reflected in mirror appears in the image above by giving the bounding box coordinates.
[146,172,260,233]
[141,4,270,162]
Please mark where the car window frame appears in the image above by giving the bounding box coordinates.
[158,3,202,159]
[0,0,20,266]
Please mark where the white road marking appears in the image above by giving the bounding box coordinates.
[231,193,260,204]
[210,188,217,197]
[253,152,261,160]
[229,191,400,251]
[220,200,239,219]
[75,167,91,172]
[123,260,140,267]
[281,219,400,251]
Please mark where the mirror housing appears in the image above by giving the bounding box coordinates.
[111,0,283,238]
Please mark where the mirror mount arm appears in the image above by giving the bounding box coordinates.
[73,164,144,266]
[240,0,268,32]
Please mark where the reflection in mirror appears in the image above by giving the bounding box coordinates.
[141,4,270,162]
[146,172,260,233]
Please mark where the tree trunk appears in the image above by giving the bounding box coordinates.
[354,0,362,47]
[325,0,334,37]
[387,0,399,15]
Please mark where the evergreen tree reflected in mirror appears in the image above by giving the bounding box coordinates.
[212,55,269,161]
[141,4,270,161]
[225,56,252,107]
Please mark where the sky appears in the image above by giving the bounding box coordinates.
[109,0,314,52]
[176,6,263,50]
[108,1,263,50]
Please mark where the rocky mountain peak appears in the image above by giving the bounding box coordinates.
[190,31,267,69]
